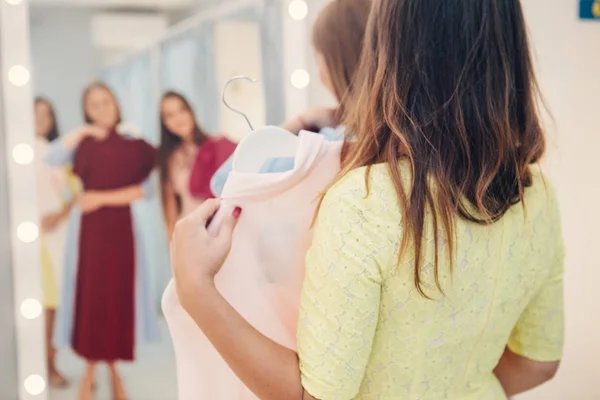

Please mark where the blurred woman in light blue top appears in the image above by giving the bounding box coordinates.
[211,0,372,196]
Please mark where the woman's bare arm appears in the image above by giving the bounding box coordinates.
[494,347,560,397]
[163,181,179,240]
[79,185,145,214]
[91,185,144,206]
[62,125,108,150]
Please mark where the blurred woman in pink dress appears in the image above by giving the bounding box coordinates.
[34,97,75,388]
[158,92,235,238]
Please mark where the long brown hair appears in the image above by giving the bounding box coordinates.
[312,0,372,112]
[338,0,545,297]
[157,91,208,214]
[34,97,60,142]
[81,82,122,125]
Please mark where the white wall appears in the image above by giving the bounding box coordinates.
[215,21,266,140]
[29,7,181,133]
[0,64,19,400]
[518,1,600,399]
[306,0,337,109]
[30,7,102,133]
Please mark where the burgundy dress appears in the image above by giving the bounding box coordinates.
[189,137,237,199]
[71,129,156,361]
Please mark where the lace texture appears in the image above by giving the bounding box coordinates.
[298,163,564,400]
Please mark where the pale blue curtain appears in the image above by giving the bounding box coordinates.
[126,54,170,307]
[195,23,219,133]
[102,65,130,121]
[160,25,219,133]
[126,54,160,144]
[259,0,286,125]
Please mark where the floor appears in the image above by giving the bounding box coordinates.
[50,319,177,400]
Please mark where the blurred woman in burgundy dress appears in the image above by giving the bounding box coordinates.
[48,82,159,400]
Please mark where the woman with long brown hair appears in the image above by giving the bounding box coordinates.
[158,91,233,238]
[170,0,565,399]
[48,82,159,400]
[280,0,370,134]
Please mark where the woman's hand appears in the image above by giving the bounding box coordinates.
[280,107,338,134]
[41,212,62,232]
[299,107,338,131]
[79,124,108,141]
[78,191,103,214]
[63,125,109,150]
[170,199,241,311]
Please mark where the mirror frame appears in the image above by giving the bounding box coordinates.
[0,0,48,399]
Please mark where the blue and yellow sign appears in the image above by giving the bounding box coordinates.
[580,0,600,20]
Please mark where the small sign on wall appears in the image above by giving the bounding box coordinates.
[580,0,600,20]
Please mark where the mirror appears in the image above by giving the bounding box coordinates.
[26,1,286,399]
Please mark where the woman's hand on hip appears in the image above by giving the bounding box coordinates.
[78,191,103,214]
[171,198,241,310]
[41,212,62,232]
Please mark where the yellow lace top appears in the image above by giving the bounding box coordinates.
[298,163,565,400]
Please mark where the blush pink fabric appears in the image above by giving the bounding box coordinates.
[162,132,342,400]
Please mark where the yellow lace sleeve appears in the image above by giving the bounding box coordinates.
[507,186,565,362]
[297,170,386,400]
[507,265,564,362]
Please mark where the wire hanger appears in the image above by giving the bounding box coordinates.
[222,75,258,130]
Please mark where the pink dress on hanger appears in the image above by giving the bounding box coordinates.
[162,132,342,400]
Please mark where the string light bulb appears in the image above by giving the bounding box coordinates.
[16,222,39,243]
[8,65,30,87]
[20,299,43,320]
[290,69,310,89]
[23,375,46,396]
[288,0,308,21]
[12,143,34,165]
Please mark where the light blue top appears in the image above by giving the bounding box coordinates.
[210,125,345,197]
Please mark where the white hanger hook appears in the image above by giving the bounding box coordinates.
[222,75,258,130]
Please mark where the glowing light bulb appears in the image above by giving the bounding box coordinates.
[5,0,24,5]
[24,374,46,395]
[289,0,308,21]
[17,222,39,243]
[20,299,42,320]
[12,143,34,165]
[290,69,310,89]
[8,65,30,87]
